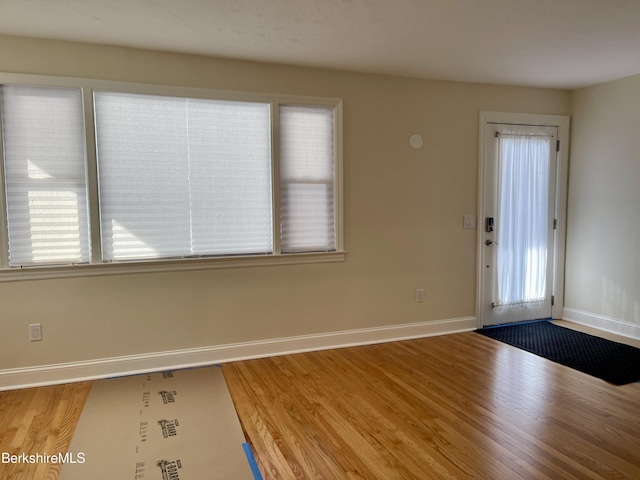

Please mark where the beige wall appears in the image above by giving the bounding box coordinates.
[0,35,570,369]
[566,74,640,325]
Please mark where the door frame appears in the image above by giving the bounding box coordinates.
[476,112,570,328]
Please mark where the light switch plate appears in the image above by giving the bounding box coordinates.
[463,215,476,229]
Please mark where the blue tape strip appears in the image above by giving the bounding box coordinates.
[242,442,263,480]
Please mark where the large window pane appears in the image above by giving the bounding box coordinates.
[94,92,191,260]
[188,99,272,255]
[94,92,272,261]
[1,85,90,266]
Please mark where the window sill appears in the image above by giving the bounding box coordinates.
[0,251,346,282]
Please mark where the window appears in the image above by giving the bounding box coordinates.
[94,92,273,260]
[280,105,336,253]
[0,85,90,267]
[0,75,343,278]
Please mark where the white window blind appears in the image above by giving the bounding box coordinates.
[0,85,90,267]
[280,105,335,253]
[0,75,342,276]
[94,92,272,261]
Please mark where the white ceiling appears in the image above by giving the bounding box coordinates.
[1,0,640,90]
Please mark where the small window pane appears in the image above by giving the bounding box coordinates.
[280,105,335,253]
[1,85,90,266]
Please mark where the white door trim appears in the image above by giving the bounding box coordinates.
[477,111,570,328]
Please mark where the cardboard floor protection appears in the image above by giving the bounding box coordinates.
[59,366,255,480]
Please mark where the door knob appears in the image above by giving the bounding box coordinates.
[486,239,498,246]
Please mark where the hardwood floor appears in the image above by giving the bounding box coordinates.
[223,331,640,479]
[2,327,640,479]
[0,382,91,480]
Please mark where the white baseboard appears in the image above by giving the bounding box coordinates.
[562,308,640,340]
[0,316,476,391]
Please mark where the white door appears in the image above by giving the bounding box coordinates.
[481,123,558,326]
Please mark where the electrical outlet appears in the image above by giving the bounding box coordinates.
[29,324,42,342]
[416,289,425,303]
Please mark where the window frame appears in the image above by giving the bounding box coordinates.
[0,73,344,282]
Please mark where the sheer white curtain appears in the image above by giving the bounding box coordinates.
[495,134,551,309]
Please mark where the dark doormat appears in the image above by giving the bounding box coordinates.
[475,320,640,385]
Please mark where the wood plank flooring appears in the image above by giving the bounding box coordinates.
[223,331,640,479]
[0,382,91,480]
[2,326,640,479]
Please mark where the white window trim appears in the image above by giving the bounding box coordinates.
[0,73,345,282]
